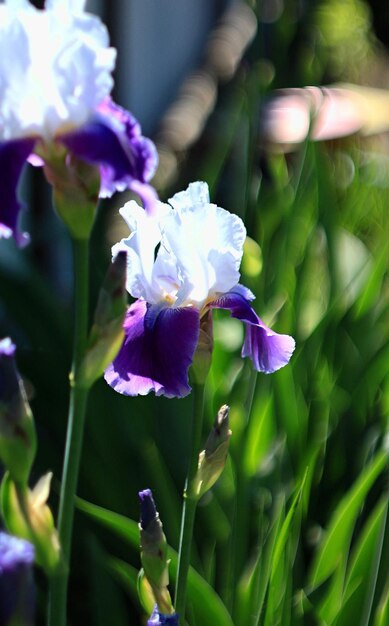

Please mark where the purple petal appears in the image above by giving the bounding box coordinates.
[211,288,295,374]
[241,322,296,373]
[148,605,179,626]
[104,299,200,398]
[138,489,157,530]
[0,337,16,358]
[59,98,158,210]
[0,337,19,405]
[0,533,34,572]
[0,532,35,626]
[0,138,36,246]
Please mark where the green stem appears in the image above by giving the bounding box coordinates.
[175,383,205,622]
[229,369,257,619]
[48,238,90,626]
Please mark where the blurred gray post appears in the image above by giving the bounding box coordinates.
[104,0,231,133]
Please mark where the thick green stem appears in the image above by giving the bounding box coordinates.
[48,238,90,626]
[175,383,205,621]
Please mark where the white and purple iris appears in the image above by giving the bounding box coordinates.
[0,0,157,244]
[105,182,295,398]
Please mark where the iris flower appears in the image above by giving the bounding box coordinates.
[0,532,35,625]
[0,0,157,244]
[105,182,295,398]
[148,605,179,626]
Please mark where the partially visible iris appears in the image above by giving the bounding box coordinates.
[147,605,179,626]
[0,0,158,244]
[0,531,35,625]
[105,181,295,398]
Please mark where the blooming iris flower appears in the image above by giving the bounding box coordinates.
[105,182,295,398]
[0,532,35,625]
[0,0,157,244]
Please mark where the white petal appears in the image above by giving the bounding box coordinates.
[162,199,246,306]
[45,0,86,11]
[0,0,115,141]
[112,182,247,310]
[114,201,173,303]
[169,181,210,211]
[4,1,32,9]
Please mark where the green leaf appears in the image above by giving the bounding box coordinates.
[309,449,388,589]
[264,470,307,626]
[235,496,285,626]
[270,470,307,585]
[354,233,389,318]
[374,581,389,626]
[86,537,130,626]
[337,496,388,626]
[76,495,140,544]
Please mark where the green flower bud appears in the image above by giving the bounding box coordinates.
[192,405,231,499]
[37,141,100,240]
[1,472,61,576]
[0,339,36,484]
[139,490,174,615]
[191,310,213,385]
[78,252,128,389]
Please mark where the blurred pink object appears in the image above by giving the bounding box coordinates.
[262,84,389,150]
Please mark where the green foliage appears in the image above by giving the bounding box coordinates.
[1,1,389,624]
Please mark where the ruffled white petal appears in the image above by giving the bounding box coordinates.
[0,0,115,141]
[113,200,176,304]
[113,183,246,309]
[162,201,246,306]
[168,181,210,211]
[113,181,247,311]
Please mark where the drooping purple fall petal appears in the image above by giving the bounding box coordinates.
[59,98,158,209]
[211,286,295,373]
[105,299,200,398]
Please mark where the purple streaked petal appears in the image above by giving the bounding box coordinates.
[0,138,35,246]
[104,299,200,398]
[210,286,258,325]
[97,98,158,183]
[58,98,158,209]
[211,288,295,374]
[241,322,295,373]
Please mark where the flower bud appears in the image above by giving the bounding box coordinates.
[79,252,128,388]
[0,532,35,626]
[1,472,61,576]
[191,404,231,499]
[37,141,100,240]
[191,310,213,385]
[148,604,179,625]
[0,338,36,484]
[139,489,174,615]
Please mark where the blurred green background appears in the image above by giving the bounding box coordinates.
[1,1,388,624]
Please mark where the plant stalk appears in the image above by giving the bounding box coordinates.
[48,237,90,626]
[175,383,205,622]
